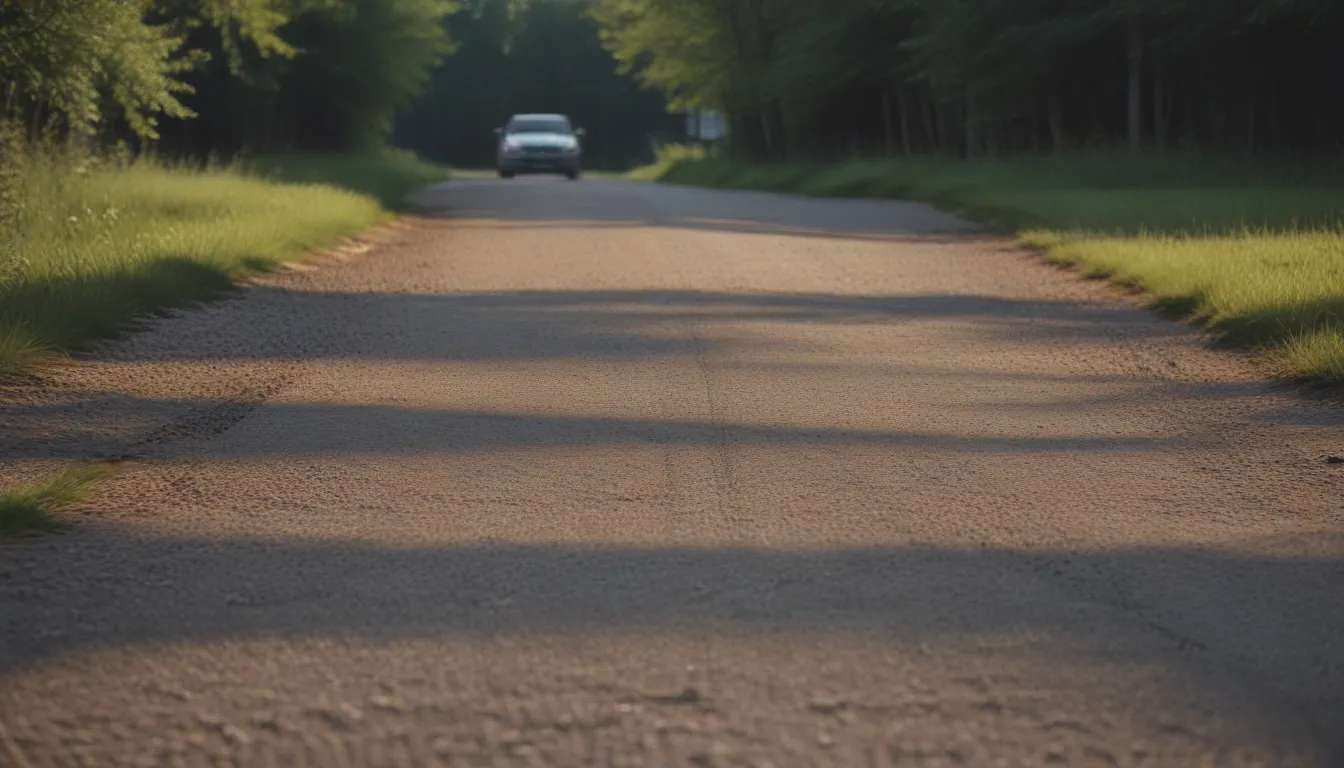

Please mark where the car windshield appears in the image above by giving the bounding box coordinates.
[508,118,570,135]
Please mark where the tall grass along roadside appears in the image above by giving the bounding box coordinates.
[624,143,707,181]
[0,465,114,537]
[0,149,443,379]
[634,148,1344,384]
[243,150,446,209]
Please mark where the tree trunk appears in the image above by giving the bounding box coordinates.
[1047,88,1066,154]
[1127,19,1143,151]
[896,85,913,156]
[1208,90,1226,147]
[920,86,937,152]
[745,0,782,159]
[1313,78,1327,151]
[759,110,774,158]
[772,99,787,159]
[1246,86,1256,153]
[1152,59,1168,148]
[937,100,953,155]
[720,0,755,157]
[964,90,977,159]
[881,87,894,155]
[28,100,44,144]
[1183,67,1197,147]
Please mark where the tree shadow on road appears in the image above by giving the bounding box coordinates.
[1,529,1341,759]
[11,286,1195,366]
[1,286,1328,465]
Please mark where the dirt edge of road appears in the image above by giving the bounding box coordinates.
[0,216,430,504]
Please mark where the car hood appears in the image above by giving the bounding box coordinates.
[506,133,578,149]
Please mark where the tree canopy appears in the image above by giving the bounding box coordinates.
[592,0,1344,160]
[1,0,673,167]
[0,0,458,154]
[1,0,198,139]
[393,0,678,170]
[13,0,1330,167]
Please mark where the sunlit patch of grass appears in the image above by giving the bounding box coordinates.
[0,150,442,379]
[244,149,445,209]
[625,143,706,181]
[1031,228,1344,379]
[1270,328,1344,382]
[0,465,114,537]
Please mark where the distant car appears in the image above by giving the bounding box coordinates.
[495,113,584,180]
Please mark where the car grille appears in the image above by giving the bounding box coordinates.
[521,146,563,155]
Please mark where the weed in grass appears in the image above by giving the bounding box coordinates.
[0,327,50,375]
[0,465,114,537]
[1272,328,1344,382]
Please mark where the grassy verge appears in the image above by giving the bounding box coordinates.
[0,465,113,537]
[0,149,443,378]
[0,149,441,534]
[624,144,708,181]
[244,150,446,209]
[636,149,1344,383]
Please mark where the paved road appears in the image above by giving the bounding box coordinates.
[2,177,1342,766]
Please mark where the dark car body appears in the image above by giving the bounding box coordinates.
[495,113,583,179]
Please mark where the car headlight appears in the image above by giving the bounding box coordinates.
[502,139,523,154]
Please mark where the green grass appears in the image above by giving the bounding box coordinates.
[635,148,1344,383]
[0,149,442,534]
[0,149,443,378]
[624,143,707,181]
[244,149,446,209]
[0,465,114,537]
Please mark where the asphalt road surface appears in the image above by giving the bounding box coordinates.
[2,177,1342,767]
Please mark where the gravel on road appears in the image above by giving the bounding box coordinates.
[1,177,1342,767]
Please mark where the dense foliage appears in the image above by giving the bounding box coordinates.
[1,0,675,167]
[0,0,458,154]
[164,0,458,155]
[394,0,679,170]
[593,0,1344,160]
[0,0,198,139]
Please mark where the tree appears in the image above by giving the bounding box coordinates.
[592,0,1344,159]
[394,0,678,170]
[256,0,458,151]
[0,0,196,139]
[1,0,457,156]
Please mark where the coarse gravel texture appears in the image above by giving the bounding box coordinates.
[1,177,1342,767]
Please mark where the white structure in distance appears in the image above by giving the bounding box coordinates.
[685,111,727,141]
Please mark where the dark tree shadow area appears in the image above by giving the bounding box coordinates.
[1,533,1342,756]
[55,287,1193,365]
[5,284,1324,463]
[0,404,1193,461]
